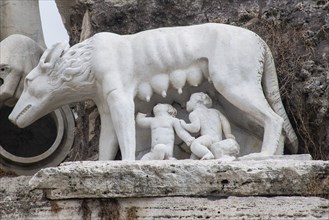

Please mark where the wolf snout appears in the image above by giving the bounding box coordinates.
[8,112,17,126]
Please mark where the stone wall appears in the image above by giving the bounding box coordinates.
[1,159,329,219]
[55,0,329,161]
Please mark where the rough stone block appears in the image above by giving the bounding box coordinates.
[1,176,329,219]
[30,158,329,200]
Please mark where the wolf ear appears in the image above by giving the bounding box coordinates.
[40,42,69,70]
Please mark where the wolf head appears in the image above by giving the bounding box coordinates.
[9,40,94,128]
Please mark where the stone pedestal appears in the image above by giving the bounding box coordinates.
[1,157,328,219]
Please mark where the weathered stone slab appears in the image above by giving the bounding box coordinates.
[238,154,313,161]
[2,196,329,220]
[30,159,329,200]
[1,170,328,219]
[118,196,329,220]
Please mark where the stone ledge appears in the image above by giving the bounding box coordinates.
[30,158,329,200]
[1,195,329,220]
[1,176,328,219]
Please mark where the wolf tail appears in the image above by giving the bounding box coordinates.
[262,42,298,153]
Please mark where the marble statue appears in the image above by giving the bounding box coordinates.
[0,34,76,175]
[9,23,298,161]
[180,92,239,160]
[0,34,44,107]
[0,0,45,47]
[136,104,194,160]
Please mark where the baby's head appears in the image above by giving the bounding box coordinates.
[153,103,177,116]
[186,92,212,112]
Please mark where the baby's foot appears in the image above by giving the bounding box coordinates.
[238,152,271,160]
[201,152,215,160]
[218,155,236,162]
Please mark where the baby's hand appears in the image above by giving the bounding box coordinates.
[226,134,236,140]
[179,119,187,127]
[186,137,195,146]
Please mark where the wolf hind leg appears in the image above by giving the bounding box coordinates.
[211,74,284,157]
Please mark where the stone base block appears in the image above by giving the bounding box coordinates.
[1,176,328,220]
[30,158,329,199]
[1,158,329,219]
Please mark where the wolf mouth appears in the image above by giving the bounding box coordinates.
[16,104,32,121]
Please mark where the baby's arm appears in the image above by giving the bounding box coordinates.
[173,119,195,146]
[180,112,201,133]
[218,111,235,140]
[136,112,152,128]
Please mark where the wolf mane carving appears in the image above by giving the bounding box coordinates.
[9,23,298,160]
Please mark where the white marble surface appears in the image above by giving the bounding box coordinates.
[0,34,44,107]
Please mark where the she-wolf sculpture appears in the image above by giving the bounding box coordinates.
[8,23,298,160]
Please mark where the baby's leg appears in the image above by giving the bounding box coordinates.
[141,144,168,160]
[210,139,240,159]
[190,153,199,160]
[154,144,170,159]
[191,135,214,160]
[141,152,156,160]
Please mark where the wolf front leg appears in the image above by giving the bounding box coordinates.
[106,89,136,160]
[98,110,119,160]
